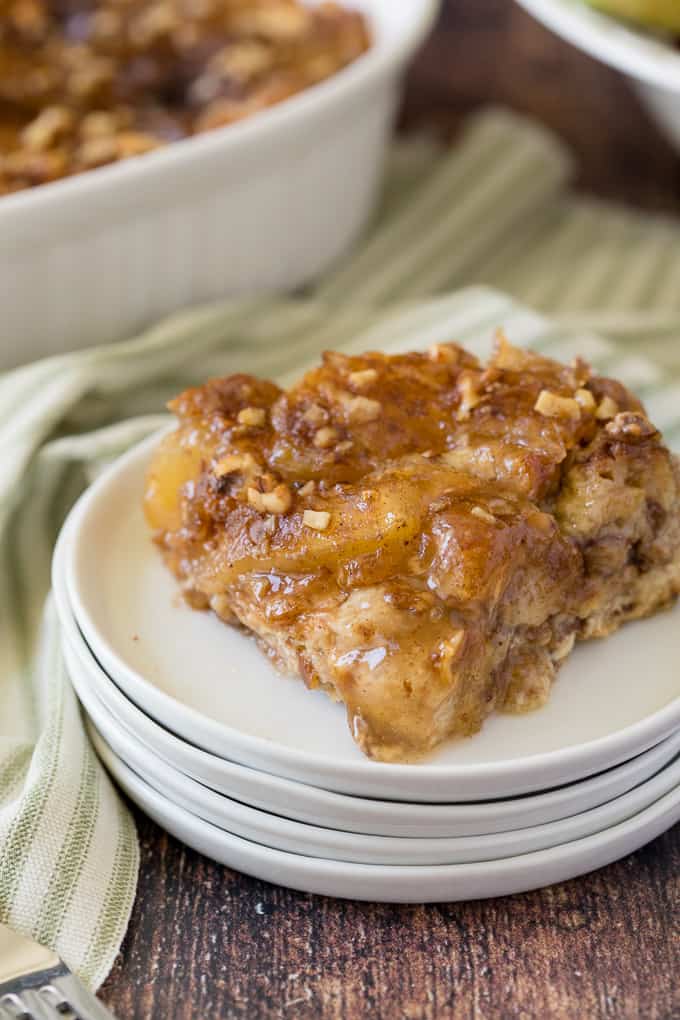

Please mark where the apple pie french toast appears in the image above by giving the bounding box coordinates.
[144,335,680,762]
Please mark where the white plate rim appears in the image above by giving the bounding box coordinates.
[54,442,680,799]
[84,710,680,866]
[56,576,680,837]
[60,432,680,801]
[92,729,680,902]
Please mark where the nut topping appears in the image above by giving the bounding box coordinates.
[343,395,381,425]
[456,373,482,421]
[303,509,331,531]
[21,106,73,151]
[428,344,459,364]
[313,426,339,449]
[247,484,292,515]
[574,388,596,412]
[303,404,328,428]
[237,406,266,428]
[348,368,378,389]
[605,412,658,441]
[534,390,581,421]
[595,395,619,420]
[214,452,257,478]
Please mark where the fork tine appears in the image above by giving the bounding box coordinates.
[48,977,116,1020]
[36,987,72,1018]
[19,990,56,1020]
[0,990,51,1020]
[0,1000,23,1020]
[0,992,33,1019]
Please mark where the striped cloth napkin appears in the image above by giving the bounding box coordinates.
[2,108,680,990]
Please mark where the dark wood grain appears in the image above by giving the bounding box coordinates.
[103,812,679,1020]
[401,0,680,213]
[100,3,680,1017]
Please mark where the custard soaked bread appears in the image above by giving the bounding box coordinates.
[145,336,680,762]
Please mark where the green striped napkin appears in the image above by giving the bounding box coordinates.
[2,108,680,990]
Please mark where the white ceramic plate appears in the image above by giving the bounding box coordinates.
[91,729,680,902]
[83,710,680,866]
[61,433,680,802]
[56,576,680,839]
[59,585,680,836]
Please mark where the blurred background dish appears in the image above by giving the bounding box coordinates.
[514,0,680,150]
[0,0,439,368]
[0,1,372,196]
[585,0,680,32]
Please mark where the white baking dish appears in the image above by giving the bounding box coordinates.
[0,0,439,369]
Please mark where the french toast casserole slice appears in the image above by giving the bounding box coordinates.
[144,335,680,762]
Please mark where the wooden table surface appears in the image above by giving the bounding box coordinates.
[101,3,680,1017]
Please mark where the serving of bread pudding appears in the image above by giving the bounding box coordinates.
[144,336,680,762]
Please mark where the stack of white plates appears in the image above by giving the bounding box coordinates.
[52,434,680,902]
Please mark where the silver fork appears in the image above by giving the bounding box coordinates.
[0,925,117,1020]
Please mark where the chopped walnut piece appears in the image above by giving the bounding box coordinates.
[210,42,274,82]
[116,132,160,158]
[574,388,596,412]
[303,509,331,531]
[80,111,123,140]
[605,412,658,441]
[348,368,378,389]
[313,426,339,449]
[132,3,178,46]
[237,406,267,428]
[571,356,592,388]
[247,484,292,515]
[344,395,381,425]
[238,4,311,41]
[492,331,532,372]
[470,505,497,524]
[68,57,115,100]
[456,373,482,421]
[21,106,73,151]
[76,136,119,168]
[214,452,258,478]
[303,404,328,427]
[335,440,354,455]
[596,395,619,420]
[428,344,458,364]
[534,390,581,421]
